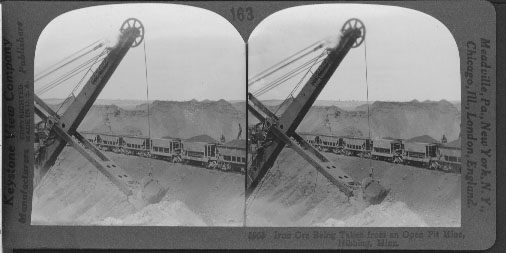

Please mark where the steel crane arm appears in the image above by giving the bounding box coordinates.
[246,24,363,199]
[35,104,137,195]
[34,18,144,186]
[278,28,361,135]
[60,28,139,132]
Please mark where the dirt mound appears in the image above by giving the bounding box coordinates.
[246,148,460,227]
[407,135,438,143]
[32,147,244,226]
[99,200,207,226]
[186,134,217,143]
[315,201,428,227]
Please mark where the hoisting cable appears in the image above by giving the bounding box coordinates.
[274,50,327,115]
[36,50,108,95]
[254,56,326,98]
[248,40,327,87]
[272,95,292,116]
[70,49,109,96]
[253,54,326,97]
[363,37,373,169]
[289,50,327,98]
[253,55,322,97]
[251,39,330,97]
[36,53,106,95]
[249,40,324,82]
[36,49,108,94]
[144,37,151,140]
[247,43,329,209]
[54,48,109,114]
[35,39,102,79]
[35,40,104,82]
[143,33,153,177]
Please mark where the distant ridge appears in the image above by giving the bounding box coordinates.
[69,99,245,142]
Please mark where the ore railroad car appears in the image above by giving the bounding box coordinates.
[96,134,122,152]
[317,134,344,153]
[217,139,247,172]
[402,142,439,169]
[299,132,344,153]
[292,131,462,174]
[372,138,403,163]
[437,140,461,173]
[122,136,150,156]
[150,138,183,162]
[182,141,219,167]
[298,132,318,146]
[342,136,372,158]
[78,132,248,174]
[81,132,98,144]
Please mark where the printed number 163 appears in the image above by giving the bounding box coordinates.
[231,7,254,21]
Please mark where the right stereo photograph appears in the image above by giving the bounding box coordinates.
[246,4,461,227]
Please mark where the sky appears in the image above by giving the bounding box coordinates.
[35,3,245,101]
[248,4,461,102]
[36,3,461,103]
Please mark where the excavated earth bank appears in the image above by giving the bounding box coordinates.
[246,149,460,227]
[32,147,244,226]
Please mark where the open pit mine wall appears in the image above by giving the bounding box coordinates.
[249,100,461,142]
[63,100,247,142]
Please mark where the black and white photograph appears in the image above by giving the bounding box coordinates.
[1,0,498,250]
[246,4,461,227]
[32,3,246,226]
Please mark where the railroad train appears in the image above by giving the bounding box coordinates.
[298,132,461,173]
[80,132,246,173]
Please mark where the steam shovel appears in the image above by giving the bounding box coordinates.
[361,179,390,205]
[128,176,170,209]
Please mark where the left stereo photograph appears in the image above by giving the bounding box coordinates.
[32,4,246,226]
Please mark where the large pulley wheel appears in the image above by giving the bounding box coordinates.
[341,18,365,48]
[120,18,144,48]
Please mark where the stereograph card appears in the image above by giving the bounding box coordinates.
[2,0,498,250]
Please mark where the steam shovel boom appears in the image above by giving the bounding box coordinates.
[246,18,388,205]
[34,18,165,208]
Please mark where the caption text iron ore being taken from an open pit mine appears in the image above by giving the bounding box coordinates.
[463,38,493,212]
[248,229,467,247]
